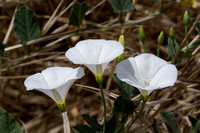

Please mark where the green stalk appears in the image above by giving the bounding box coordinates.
[185,25,189,48]
[98,81,106,133]
[142,41,147,53]
[157,44,160,57]
[127,100,146,132]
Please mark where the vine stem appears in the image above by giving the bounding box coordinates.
[127,100,146,132]
[98,81,106,133]
[62,112,71,133]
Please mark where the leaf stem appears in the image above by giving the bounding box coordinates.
[62,112,71,133]
[127,100,146,132]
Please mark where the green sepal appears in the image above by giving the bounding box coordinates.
[57,103,66,112]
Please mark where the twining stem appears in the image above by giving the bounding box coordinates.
[62,112,71,133]
[127,100,146,132]
[97,79,106,133]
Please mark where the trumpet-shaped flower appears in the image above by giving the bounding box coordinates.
[24,67,84,107]
[65,39,124,77]
[116,54,178,94]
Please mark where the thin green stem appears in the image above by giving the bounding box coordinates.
[157,44,160,57]
[98,81,106,133]
[115,115,128,133]
[142,42,147,53]
[127,100,146,132]
[185,25,189,48]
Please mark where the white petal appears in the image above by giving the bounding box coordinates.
[37,89,56,102]
[65,47,86,64]
[85,63,108,76]
[65,39,124,65]
[54,79,76,103]
[150,64,177,88]
[138,86,160,94]
[135,54,168,81]
[41,67,84,89]
[116,57,141,88]
[98,40,124,63]
[24,73,49,90]
[24,67,85,103]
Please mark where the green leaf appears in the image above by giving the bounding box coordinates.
[73,124,96,133]
[114,96,135,115]
[160,111,178,133]
[152,118,159,133]
[14,6,40,45]
[105,114,117,133]
[189,116,198,127]
[167,38,179,61]
[69,2,88,29]
[0,107,23,133]
[0,42,6,56]
[194,121,200,133]
[196,22,200,34]
[109,0,133,13]
[188,116,200,133]
[112,74,139,99]
[81,114,103,132]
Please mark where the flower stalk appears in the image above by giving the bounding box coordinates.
[62,112,71,133]
[96,76,106,133]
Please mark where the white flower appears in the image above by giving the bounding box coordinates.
[24,67,84,104]
[116,53,178,94]
[65,39,124,76]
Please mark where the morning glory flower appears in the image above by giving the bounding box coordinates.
[24,67,84,111]
[116,53,178,95]
[65,39,124,78]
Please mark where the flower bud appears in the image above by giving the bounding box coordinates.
[119,35,125,47]
[139,26,146,44]
[183,11,190,26]
[169,27,175,39]
[117,35,125,62]
[157,31,164,46]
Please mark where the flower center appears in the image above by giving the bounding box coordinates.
[141,80,150,87]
